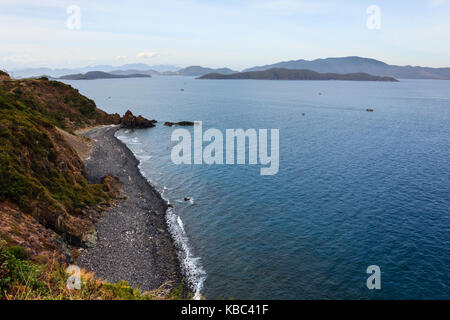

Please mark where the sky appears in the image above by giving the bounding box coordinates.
[1,0,450,70]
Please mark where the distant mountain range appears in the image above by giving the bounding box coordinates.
[8,64,236,78]
[243,57,450,80]
[96,66,237,77]
[58,71,151,80]
[199,68,398,82]
[6,57,450,80]
[8,64,180,78]
[115,65,237,76]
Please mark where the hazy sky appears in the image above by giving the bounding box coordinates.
[1,0,449,70]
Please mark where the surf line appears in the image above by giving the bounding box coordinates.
[170,121,279,176]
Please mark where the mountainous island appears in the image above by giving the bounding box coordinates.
[59,71,151,80]
[243,56,450,80]
[173,66,237,76]
[198,68,398,82]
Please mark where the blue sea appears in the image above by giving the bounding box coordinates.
[64,77,450,299]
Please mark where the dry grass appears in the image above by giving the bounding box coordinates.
[0,241,188,300]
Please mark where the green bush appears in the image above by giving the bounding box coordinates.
[0,242,44,299]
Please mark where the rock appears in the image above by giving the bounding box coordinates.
[101,174,123,198]
[0,70,11,81]
[164,121,195,127]
[121,110,136,127]
[136,115,156,127]
[121,110,156,128]
[82,227,98,248]
[54,236,74,263]
[108,113,122,125]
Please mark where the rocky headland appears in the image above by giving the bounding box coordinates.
[0,72,185,298]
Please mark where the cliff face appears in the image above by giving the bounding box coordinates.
[0,77,121,262]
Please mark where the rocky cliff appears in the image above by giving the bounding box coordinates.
[0,75,125,262]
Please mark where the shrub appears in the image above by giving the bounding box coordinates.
[0,241,187,300]
[0,241,45,299]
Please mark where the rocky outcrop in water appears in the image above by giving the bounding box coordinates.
[121,110,157,128]
[164,121,195,127]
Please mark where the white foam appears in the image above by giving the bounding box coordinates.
[138,155,152,161]
[115,129,207,299]
[177,216,185,232]
[166,208,207,300]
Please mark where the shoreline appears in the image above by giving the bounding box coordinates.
[77,125,184,293]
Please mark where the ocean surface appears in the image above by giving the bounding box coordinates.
[63,77,450,299]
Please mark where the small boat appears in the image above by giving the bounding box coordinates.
[180,88,185,91]
[366,108,374,112]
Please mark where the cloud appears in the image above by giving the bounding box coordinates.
[137,51,157,58]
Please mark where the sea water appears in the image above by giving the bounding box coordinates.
[64,77,450,299]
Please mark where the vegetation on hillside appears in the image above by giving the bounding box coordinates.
[0,76,189,300]
[0,78,118,131]
[0,241,186,300]
[0,79,121,250]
